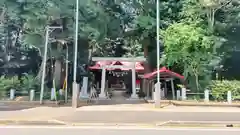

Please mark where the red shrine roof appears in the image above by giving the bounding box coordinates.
[143,67,184,80]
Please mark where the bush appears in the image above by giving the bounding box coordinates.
[21,74,40,91]
[0,76,21,97]
[209,80,240,101]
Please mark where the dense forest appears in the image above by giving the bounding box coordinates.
[0,0,240,100]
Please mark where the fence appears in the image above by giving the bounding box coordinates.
[0,88,71,101]
[175,88,235,104]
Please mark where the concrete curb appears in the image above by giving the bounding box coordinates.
[0,119,162,127]
[166,121,240,124]
[172,101,240,107]
[1,119,239,128]
[1,100,240,108]
[147,100,240,107]
[0,100,90,107]
[69,122,240,128]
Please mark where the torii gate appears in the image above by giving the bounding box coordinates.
[91,57,146,99]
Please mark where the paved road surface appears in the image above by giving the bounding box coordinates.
[1,126,239,135]
[0,103,32,111]
[56,111,240,123]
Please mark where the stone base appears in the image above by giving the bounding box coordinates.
[90,98,145,105]
[99,93,107,99]
[79,95,89,99]
[80,91,89,98]
[129,94,139,99]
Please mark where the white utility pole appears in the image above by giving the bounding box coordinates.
[72,0,79,108]
[40,26,62,104]
[155,0,161,108]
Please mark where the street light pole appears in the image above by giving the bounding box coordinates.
[40,26,62,104]
[155,0,161,108]
[72,0,79,108]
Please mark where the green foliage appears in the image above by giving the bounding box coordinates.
[123,38,143,57]
[209,80,240,100]
[0,76,21,96]
[21,74,40,91]
[163,22,216,91]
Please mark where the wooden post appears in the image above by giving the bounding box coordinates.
[131,62,138,99]
[146,80,150,99]
[170,79,175,100]
[151,81,155,100]
[164,81,167,98]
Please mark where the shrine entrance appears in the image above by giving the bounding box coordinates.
[90,57,146,100]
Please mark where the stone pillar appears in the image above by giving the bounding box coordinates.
[10,89,15,100]
[59,89,64,100]
[227,91,232,104]
[29,89,35,101]
[59,89,64,96]
[131,62,138,99]
[50,88,56,100]
[181,87,187,100]
[80,77,89,99]
[99,67,106,98]
[176,90,181,100]
[204,89,209,102]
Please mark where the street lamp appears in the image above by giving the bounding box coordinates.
[40,26,62,104]
[155,0,161,108]
[72,0,79,108]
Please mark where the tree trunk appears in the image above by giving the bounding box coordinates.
[142,40,151,96]
[195,74,199,92]
[53,59,62,90]
[36,61,44,80]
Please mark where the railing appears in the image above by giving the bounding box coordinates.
[0,89,71,101]
[176,89,237,103]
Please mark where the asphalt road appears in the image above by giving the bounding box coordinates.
[0,103,33,111]
[1,126,239,135]
[1,103,240,123]
[57,111,240,123]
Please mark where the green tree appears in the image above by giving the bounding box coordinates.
[163,22,216,91]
